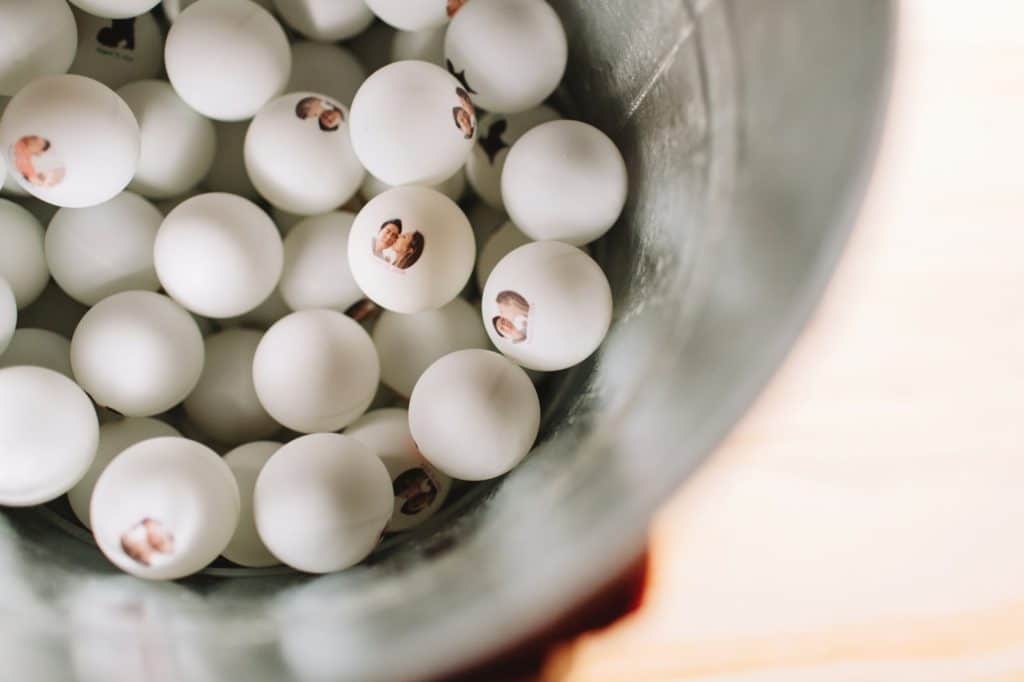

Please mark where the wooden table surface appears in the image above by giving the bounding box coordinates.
[539,2,1024,680]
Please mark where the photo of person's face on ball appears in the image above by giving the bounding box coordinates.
[446,0,469,18]
[452,87,476,139]
[295,96,345,132]
[372,219,425,271]
[393,468,438,515]
[492,290,531,344]
[120,517,174,566]
[12,135,65,188]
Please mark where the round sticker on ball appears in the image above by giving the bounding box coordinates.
[371,218,425,272]
[11,135,65,188]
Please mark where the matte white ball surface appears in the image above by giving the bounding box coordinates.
[0,328,71,378]
[280,212,363,313]
[45,191,162,305]
[254,433,392,573]
[90,437,240,580]
[119,80,217,200]
[482,241,612,371]
[69,0,161,19]
[222,441,281,567]
[184,329,279,445]
[0,0,78,96]
[162,0,272,22]
[273,0,375,41]
[349,60,476,187]
[476,220,531,290]
[445,0,566,114]
[67,417,181,529]
[0,199,48,308]
[154,193,284,318]
[365,0,464,31]
[245,92,364,215]
[71,291,205,416]
[467,105,560,210]
[288,42,367,107]
[0,366,99,506]
[206,121,258,200]
[360,168,466,204]
[502,120,628,246]
[165,0,291,122]
[390,26,446,67]
[373,298,489,398]
[346,408,451,532]
[348,186,475,313]
[0,277,14,354]
[409,349,539,481]
[0,75,140,207]
[253,310,380,433]
[69,10,164,90]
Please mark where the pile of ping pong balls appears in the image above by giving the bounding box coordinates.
[0,0,626,580]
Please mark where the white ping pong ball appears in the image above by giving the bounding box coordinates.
[360,168,466,204]
[222,441,281,568]
[476,220,531,290]
[165,0,291,122]
[280,212,363,313]
[346,408,451,532]
[483,241,612,372]
[409,349,539,481]
[373,298,489,398]
[365,0,464,31]
[502,120,628,246]
[184,329,279,445]
[118,80,216,200]
[90,437,240,581]
[445,0,566,114]
[0,277,14,355]
[155,193,284,318]
[71,291,205,416]
[67,417,181,529]
[350,60,477,187]
[0,0,78,96]
[162,0,273,22]
[253,310,380,433]
[348,186,475,314]
[0,199,48,309]
[467,105,560,210]
[0,328,73,378]
[245,92,365,216]
[45,191,163,306]
[273,0,375,41]
[0,74,140,208]
[254,433,392,573]
[222,286,291,330]
[69,10,164,90]
[288,42,367,108]
[69,0,161,19]
[0,366,99,506]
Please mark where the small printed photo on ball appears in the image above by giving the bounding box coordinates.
[121,517,174,566]
[372,218,425,271]
[492,290,531,344]
[12,135,65,188]
[96,18,136,51]
[453,87,476,139]
[393,467,439,516]
[447,0,469,18]
[295,96,345,133]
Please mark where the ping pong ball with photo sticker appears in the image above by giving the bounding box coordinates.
[348,186,475,314]
[154,193,284,318]
[445,0,567,114]
[288,42,367,108]
[67,417,182,529]
[71,291,205,416]
[245,92,364,216]
[45,191,163,306]
[350,60,476,187]
[90,437,240,580]
[165,0,291,122]
[346,408,452,532]
[0,366,99,507]
[0,0,77,96]
[409,349,540,481]
[280,211,364,313]
[222,441,282,568]
[0,200,48,309]
[118,79,217,200]
[0,277,14,355]
[254,433,393,573]
[482,241,612,372]
[69,10,164,91]
[502,120,628,246]
[364,0,463,31]
[253,310,380,433]
[273,0,376,42]
[0,75,140,208]
[69,0,162,19]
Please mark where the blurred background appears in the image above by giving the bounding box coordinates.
[525,1,1024,679]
